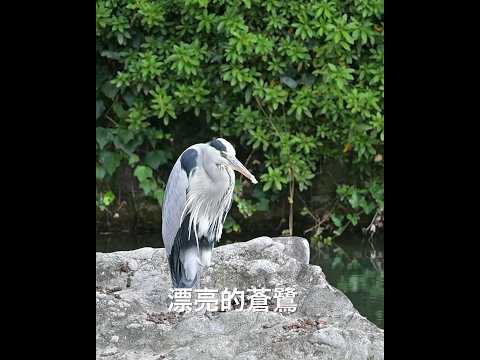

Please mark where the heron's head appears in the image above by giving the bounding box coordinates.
[208,138,258,184]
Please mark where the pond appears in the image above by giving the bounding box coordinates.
[311,233,384,329]
[96,231,384,329]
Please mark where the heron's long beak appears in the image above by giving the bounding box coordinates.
[226,156,258,184]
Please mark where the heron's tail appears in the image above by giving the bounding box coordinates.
[168,253,200,288]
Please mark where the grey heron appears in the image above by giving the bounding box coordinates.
[162,138,257,288]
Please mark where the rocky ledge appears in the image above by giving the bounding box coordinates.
[96,236,384,360]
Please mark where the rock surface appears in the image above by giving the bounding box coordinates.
[96,236,384,360]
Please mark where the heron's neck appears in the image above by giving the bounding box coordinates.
[186,159,234,244]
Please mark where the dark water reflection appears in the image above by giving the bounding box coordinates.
[311,233,384,329]
[96,231,384,329]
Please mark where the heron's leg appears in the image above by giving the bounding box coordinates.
[199,238,214,267]
[179,247,201,287]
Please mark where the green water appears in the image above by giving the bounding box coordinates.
[96,231,384,329]
[311,234,384,329]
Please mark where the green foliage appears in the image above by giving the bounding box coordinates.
[96,190,116,211]
[96,0,384,237]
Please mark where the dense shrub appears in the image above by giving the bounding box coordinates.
[96,0,384,240]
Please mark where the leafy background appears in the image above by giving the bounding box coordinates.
[96,0,384,244]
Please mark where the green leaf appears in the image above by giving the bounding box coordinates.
[96,127,110,149]
[349,191,360,209]
[96,165,106,180]
[347,213,359,226]
[275,180,282,191]
[334,33,341,43]
[134,165,153,182]
[331,213,344,227]
[112,102,127,119]
[145,150,168,169]
[154,188,165,204]
[128,154,140,165]
[342,31,354,44]
[245,87,252,103]
[101,82,119,99]
[116,128,135,145]
[103,191,116,206]
[198,0,209,8]
[139,178,155,195]
[100,151,122,175]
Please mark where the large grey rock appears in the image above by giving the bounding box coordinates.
[272,236,310,265]
[96,236,384,360]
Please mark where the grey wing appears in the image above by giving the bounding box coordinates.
[162,159,188,257]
